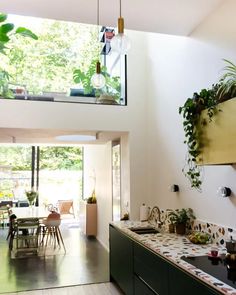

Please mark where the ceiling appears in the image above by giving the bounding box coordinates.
[0,0,224,36]
[0,128,126,145]
[0,0,225,144]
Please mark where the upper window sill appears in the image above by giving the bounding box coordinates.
[0,95,126,106]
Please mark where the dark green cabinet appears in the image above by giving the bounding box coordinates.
[134,242,168,295]
[109,225,133,295]
[109,225,222,295]
[169,265,220,295]
[134,276,156,295]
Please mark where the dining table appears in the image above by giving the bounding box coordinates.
[12,206,49,219]
[9,206,50,254]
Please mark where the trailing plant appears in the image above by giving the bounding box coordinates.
[180,59,236,190]
[73,59,121,102]
[179,84,221,190]
[0,13,38,98]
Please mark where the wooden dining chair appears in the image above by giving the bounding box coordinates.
[57,200,75,218]
[14,218,40,256]
[0,201,12,227]
[42,218,66,253]
[7,213,17,250]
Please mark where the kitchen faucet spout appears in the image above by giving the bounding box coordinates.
[148,206,163,229]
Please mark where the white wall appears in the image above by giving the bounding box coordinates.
[84,144,112,250]
[146,0,236,229]
[0,30,148,224]
[83,134,130,249]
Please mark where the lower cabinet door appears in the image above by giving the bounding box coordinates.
[109,225,134,295]
[134,276,157,295]
[134,243,168,295]
[169,265,221,295]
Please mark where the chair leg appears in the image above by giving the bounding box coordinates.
[9,232,15,250]
[57,227,66,253]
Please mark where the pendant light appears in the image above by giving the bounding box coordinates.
[91,0,106,89]
[111,0,131,54]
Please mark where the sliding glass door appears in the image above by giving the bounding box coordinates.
[38,146,83,208]
[0,145,83,209]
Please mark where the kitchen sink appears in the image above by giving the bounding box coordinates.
[129,226,160,234]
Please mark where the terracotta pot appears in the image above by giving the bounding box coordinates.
[175,223,186,235]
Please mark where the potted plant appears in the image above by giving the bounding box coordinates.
[87,189,97,204]
[217,59,236,102]
[179,59,236,190]
[168,208,195,235]
[25,189,38,207]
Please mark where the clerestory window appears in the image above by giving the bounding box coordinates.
[0,14,127,105]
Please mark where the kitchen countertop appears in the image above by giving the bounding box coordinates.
[111,221,236,295]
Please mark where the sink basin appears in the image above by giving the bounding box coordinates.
[129,227,160,234]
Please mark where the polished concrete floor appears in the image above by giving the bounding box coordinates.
[0,220,109,294]
[1,282,123,295]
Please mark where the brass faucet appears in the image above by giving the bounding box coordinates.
[148,206,163,229]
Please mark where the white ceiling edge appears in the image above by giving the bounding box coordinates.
[0,0,225,36]
[0,128,126,145]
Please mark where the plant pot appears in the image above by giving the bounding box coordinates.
[97,94,118,105]
[175,223,186,235]
[169,223,175,233]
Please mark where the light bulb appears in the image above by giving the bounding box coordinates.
[91,61,106,89]
[111,33,131,55]
[111,17,131,54]
[91,73,106,89]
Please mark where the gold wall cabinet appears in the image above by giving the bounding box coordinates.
[198,97,236,165]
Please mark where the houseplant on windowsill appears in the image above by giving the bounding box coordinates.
[73,59,121,104]
[25,189,38,207]
[168,208,195,235]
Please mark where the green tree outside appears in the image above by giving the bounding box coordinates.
[1,16,101,94]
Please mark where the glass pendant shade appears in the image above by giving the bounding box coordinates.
[91,61,106,89]
[111,16,131,54]
[111,33,131,54]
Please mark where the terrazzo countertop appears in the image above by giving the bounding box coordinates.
[111,221,236,295]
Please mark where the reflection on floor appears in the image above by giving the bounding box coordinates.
[1,282,123,295]
[0,219,109,294]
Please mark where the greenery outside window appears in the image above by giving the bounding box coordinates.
[0,14,127,105]
[0,146,83,206]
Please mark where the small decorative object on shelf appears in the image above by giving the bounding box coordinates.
[87,189,97,204]
[25,189,38,207]
[120,213,129,221]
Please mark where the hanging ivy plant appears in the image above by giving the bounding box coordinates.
[179,60,236,191]
[179,84,221,190]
